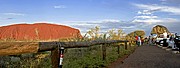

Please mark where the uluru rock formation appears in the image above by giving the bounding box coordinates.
[151,25,170,35]
[0,23,82,41]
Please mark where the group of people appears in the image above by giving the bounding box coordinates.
[135,36,144,46]
[135,36,152,46]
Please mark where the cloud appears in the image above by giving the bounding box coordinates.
[132,3,180,35]
[64,19,121,24]
[134,15,158,19]
[162,18,179,22]
[121,26,136,29]
[132,19,162,24]
[132,18,179,24]
[61,19,136,34]
[137,10,151,15]
[101,19,120,23]
[137,8,162,15]
[133,3,180,25]
[54,5,66,9]
[3,13,25,16]
[133,3,180,15]
[160,0,180,4]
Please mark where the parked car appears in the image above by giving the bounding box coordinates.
[155,34,170,46]
[156,34,164,45]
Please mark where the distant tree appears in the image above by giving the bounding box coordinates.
[85,26,126,40]
[86,26,100,40]
[108,29,126,40]
[108,29,117,40]
[126,30,145,41]
[117,29,126,40]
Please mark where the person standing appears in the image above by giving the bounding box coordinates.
[169,34,175,49]
[138,36,141,46]
[135,36,138,45]
[163,30,168,47]
[148,36,151,45]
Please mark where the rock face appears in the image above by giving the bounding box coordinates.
[151,25,170,35]
[0,23,82,41]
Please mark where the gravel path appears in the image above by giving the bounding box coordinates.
[113,45,180,68]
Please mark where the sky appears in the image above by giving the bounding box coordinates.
[0,0,180,36]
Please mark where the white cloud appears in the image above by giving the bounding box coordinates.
[132,3,180,34]
[133,4,163,11]
[137,10,152,15]
[133,3,180,15]
[134,16,158,19]
[101,19,120,23]
[132,19,162,24]
[61,19,136,34]
[137,9,162,15]
[159,0,180,4]
[133,3,180,25]
[54,5,66,8]
[132,18,179,24]
[3,13,25,16]
[121,26,136,29]
[63,19,121,24]
[161,18,179,22]
[63,20,101,24]
[137,11,142,14]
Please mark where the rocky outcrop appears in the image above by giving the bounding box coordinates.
[126,30,145,41]
[126,30,145,37]
[0,23,82,41]
[151,25,170,35]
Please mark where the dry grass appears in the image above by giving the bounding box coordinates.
[0,26,137,68]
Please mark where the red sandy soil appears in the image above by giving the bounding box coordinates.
[0,23,82,41]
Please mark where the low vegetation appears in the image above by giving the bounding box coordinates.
[0,26,137,68]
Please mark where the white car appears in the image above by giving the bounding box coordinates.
[155,34,164,45]
[155,34,170,46]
